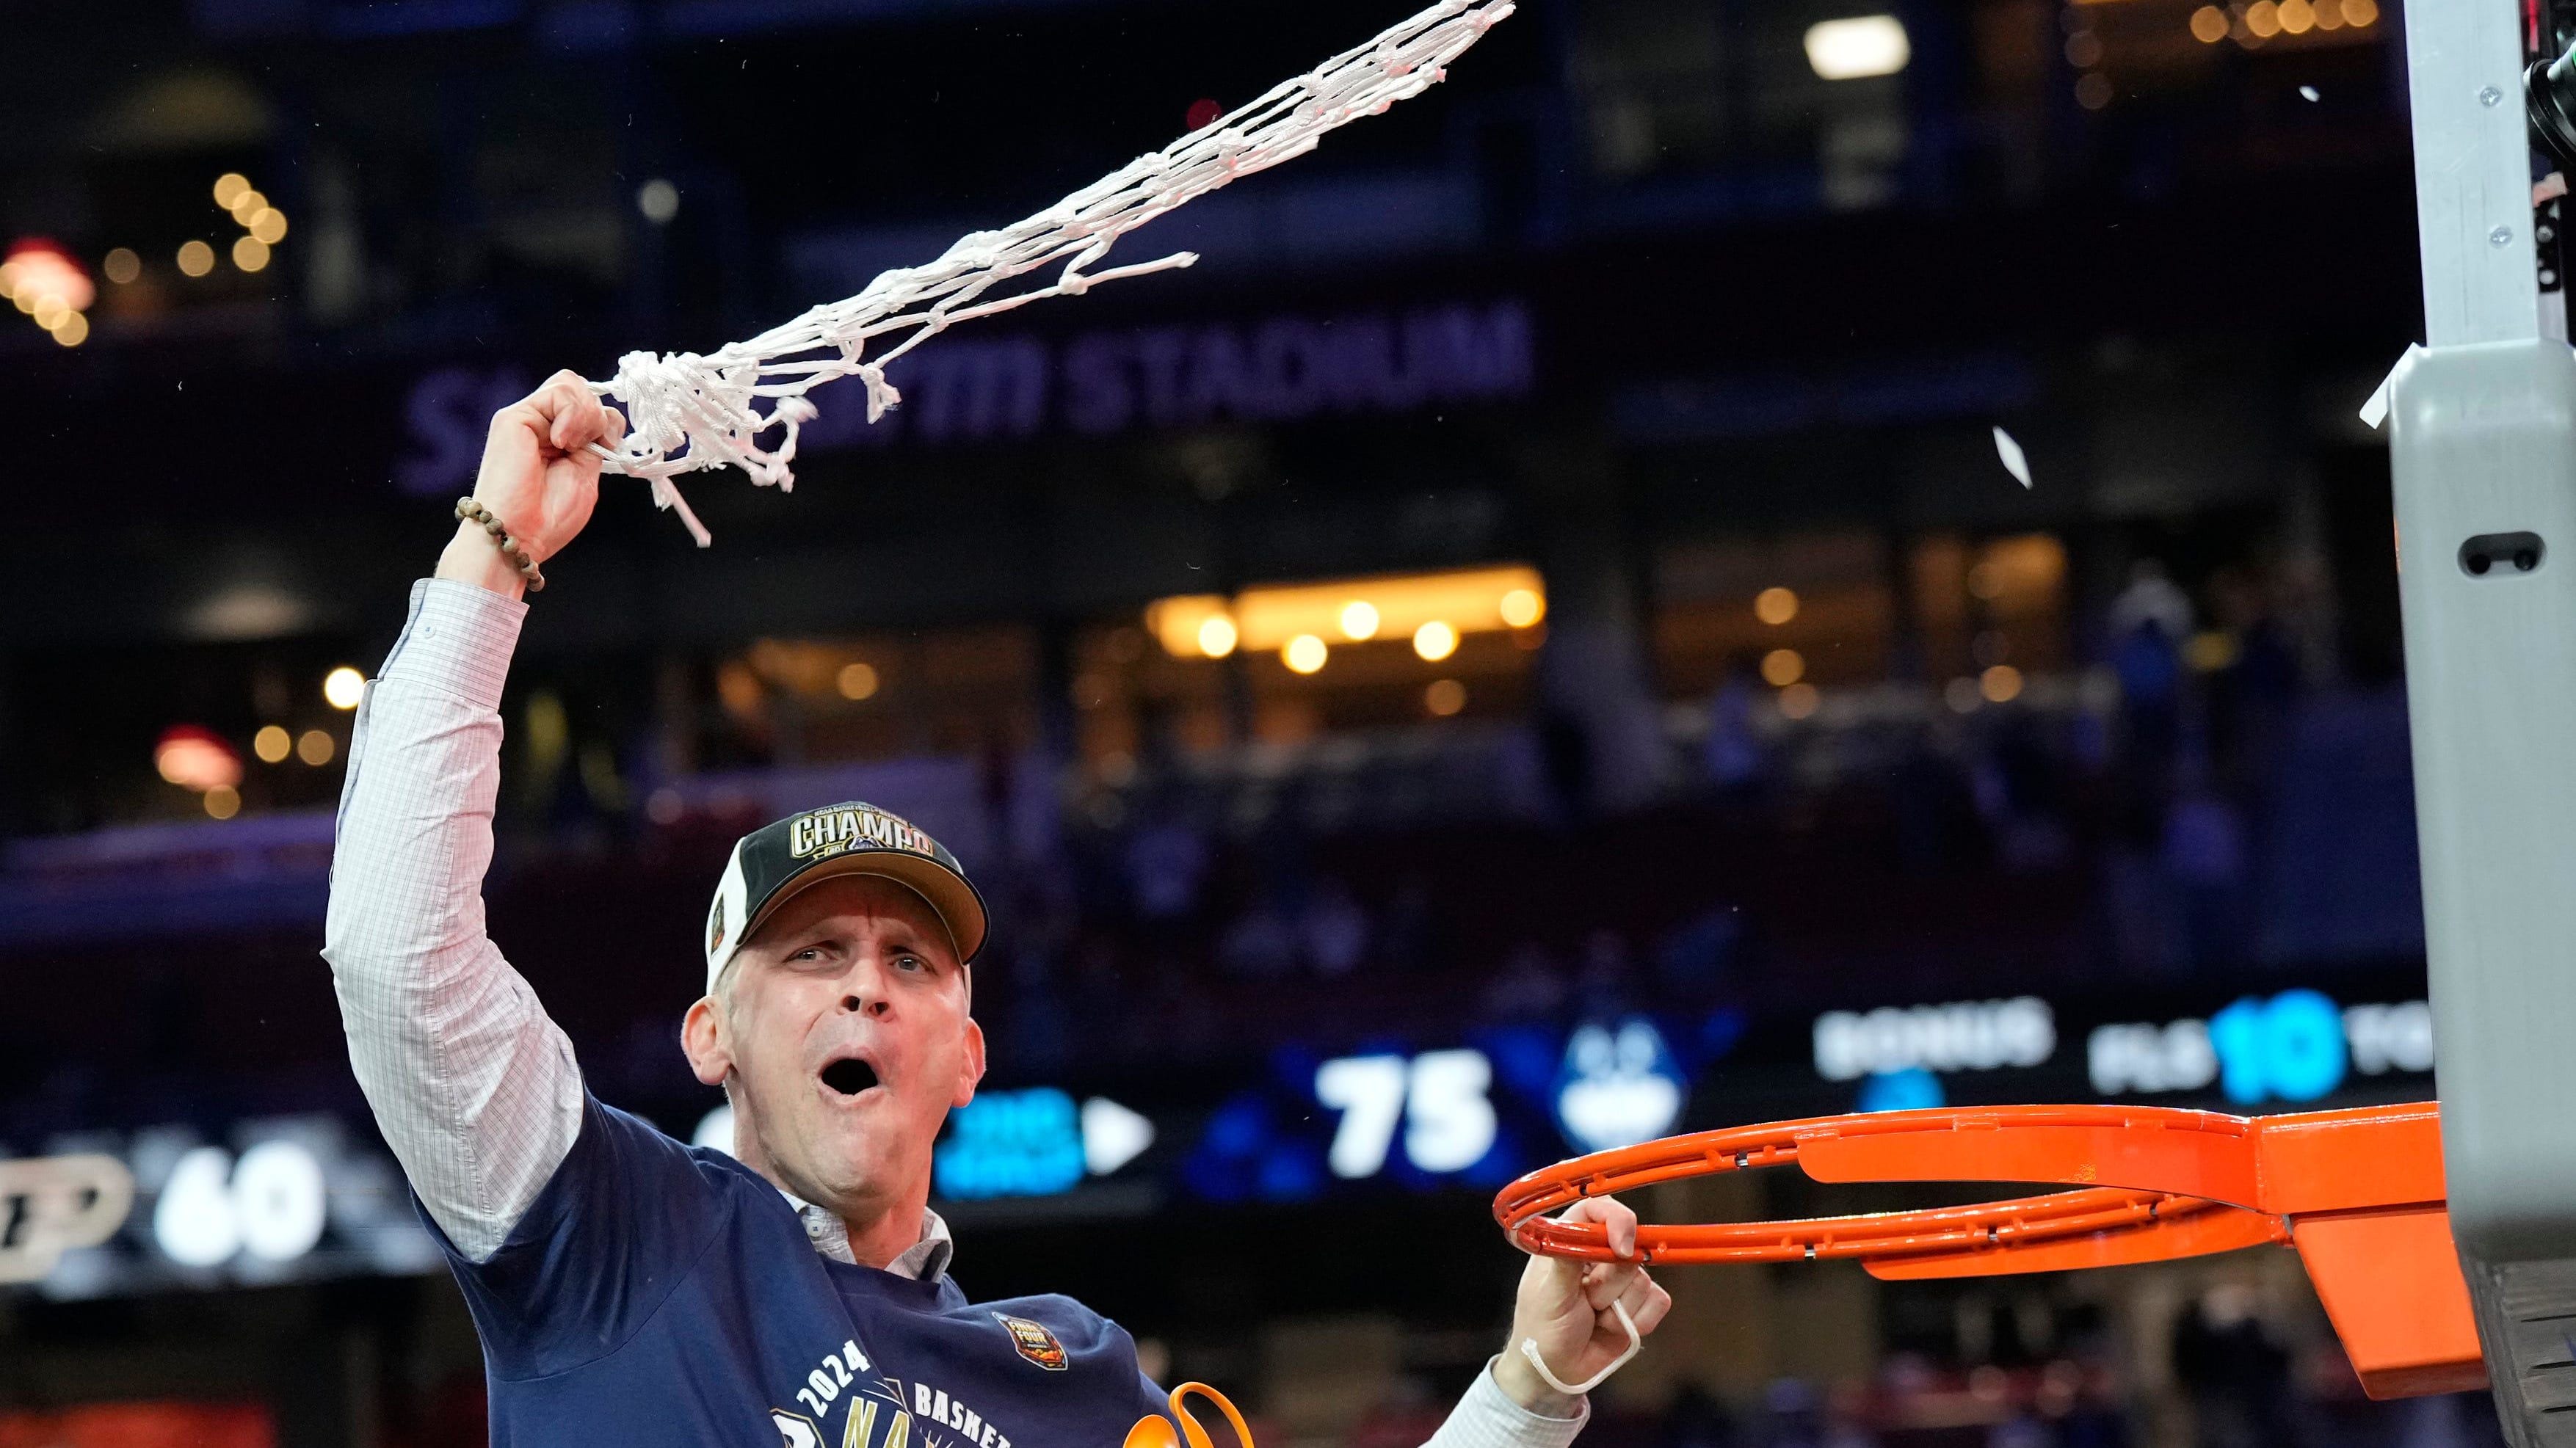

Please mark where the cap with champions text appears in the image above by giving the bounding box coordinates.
[702,801,989,996]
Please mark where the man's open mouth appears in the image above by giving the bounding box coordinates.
[820,1056,881,1096]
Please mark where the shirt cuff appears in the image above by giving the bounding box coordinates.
[1432,1360,1590,1448]
[380,578,529,713]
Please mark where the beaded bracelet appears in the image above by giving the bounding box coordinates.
[454,498,547,592]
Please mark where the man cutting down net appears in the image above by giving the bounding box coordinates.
[322,373,1672,1447]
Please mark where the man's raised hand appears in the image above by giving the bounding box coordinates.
[1492,1194,1673,1414]
[435,371,625,599]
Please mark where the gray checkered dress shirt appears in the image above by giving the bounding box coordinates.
[321,578,1589,1447]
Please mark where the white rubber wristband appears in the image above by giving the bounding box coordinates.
[1517,1299,1641,1397]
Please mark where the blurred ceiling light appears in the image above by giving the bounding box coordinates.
[232,236,271,273]
[1146,565,1545,657]
[1804,16,1910,81]
[253,725,291,763]
[247,208,288,244]
[1755,586,1800,626]
[1779,682,1822,720]
[103,247,142,284]
[1412,620,1459,662]
[176,241,216,277]
[203,784,242,820]
[228,189,268,225]
[2064,31,2103,67]
[1761,648,1806,687]
[1981,665,2025,703]
[1424,679,1467,716]
[2189,4,2229,40]
[2278,0,2315,32]
[1196,614,1239,658]
[2343,0,2376,25]
[638,178,681,225]
[323,666,366,710]
[1338,600,1381,641]
[297,729,336,766]
[1282,634,1329,674]
[213,173,252,210]
[32,296,68,330]
[836,661,880,700]
[2245,1,2281,36]
[49,311,87,346]
[156,727,242,793]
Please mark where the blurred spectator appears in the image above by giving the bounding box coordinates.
[1299,878,1371,978]
[1653,906,1743,1001]
[1661,1385,1740,1448]
[1705,656,1769,793]
[2108,561,2194,647]
[1572,930,1639,1019]
[1219,895,1299,980]
[2170,1283,2293,1448]
[1481,943,1569,1022]
[1126,810,1213,924]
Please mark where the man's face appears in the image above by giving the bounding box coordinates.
[681,875,983,1220]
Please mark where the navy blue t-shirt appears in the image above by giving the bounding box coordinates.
[429,1095,1167,1447]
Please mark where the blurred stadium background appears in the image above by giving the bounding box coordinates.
[0,0,2492,1443]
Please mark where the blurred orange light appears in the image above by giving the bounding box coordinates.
[2188,5,2229,40]
[2246,1,2281,36]
[1779,683,1821,720]
[297,729,336,766]
[2278,0,2315,33]
[247,208,288,244]
[204,785,242,820]
[213,173,253,209]
[1196,614,1238,658]
[49,311,87,346]
[1,240,95,317]
[1981,665,2025,703]
[1147,566,1545,658]
[176,241,216,277]
[1755,586,1800,625]
[104,247,141,284]
[1412,620,1459,662]
[2342,0,2376,24]
[1761,649,1806,687]
[233,236,271,273]
[1425,679,1467,716]
[2075,73,2114,109]
[1283,635,1329,674]
[156,727,242,793]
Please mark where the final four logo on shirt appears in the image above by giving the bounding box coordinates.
[790,804,938,862]
[993,1314,1068,1371]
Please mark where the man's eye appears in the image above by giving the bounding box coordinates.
[794,948,823,962]
[896,955,925,972]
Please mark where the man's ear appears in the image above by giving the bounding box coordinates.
[682,995,733,1088]
[951,1017,987,1110]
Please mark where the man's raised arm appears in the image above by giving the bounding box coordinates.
[321,373,622,1262]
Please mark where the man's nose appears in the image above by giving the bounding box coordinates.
[836,958,893,1016]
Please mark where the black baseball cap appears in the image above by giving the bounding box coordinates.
[702,801,988,994]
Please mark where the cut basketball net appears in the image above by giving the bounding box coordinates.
[587,0,1515,545]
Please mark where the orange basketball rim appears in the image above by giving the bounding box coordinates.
[1492,1102,2482,1400]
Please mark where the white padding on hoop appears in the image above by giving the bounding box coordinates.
[1518,1299,1641,1398]
[585,0,1514,543]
